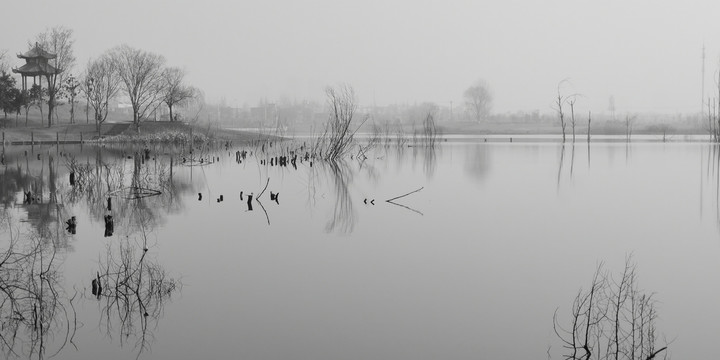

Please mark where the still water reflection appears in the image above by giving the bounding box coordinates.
[0,141,719,359]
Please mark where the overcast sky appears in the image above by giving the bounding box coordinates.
[2,0,720,115]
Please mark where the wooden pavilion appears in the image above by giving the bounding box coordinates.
[12,42,62,92]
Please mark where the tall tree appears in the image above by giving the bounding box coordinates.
[464,80,493,122]
[33,26,76,127]
[85,55,121,136]
[10,88,25,126]
[0,49,8,74]
[28,84,46,124]
[80,74,93,124]
[160,67,195,122]
[62,75,80,124]
[110,45,165,129]
[0,72,15,119]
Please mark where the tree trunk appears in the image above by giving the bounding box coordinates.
[169,104,174,122]
[46,75,54,128]
[133,107,141,132]
[70,97,75,124]
[48,99,54,127]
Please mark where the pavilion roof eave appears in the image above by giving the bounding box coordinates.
[12,63,62,76]
[16,43,57,60]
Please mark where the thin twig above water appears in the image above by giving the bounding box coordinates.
[385,187,424,203]
[385,186,424,216]
[257,178,270,200]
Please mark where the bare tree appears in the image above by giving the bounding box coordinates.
[62,74,80,124]
[160,67,195,122]
[86,54,122,136]
[80,75,93,124]
[422,106,439,146]
[33,26,76,127]
[553,257,669,360]
[625,114,637,142]
[554,81,580,143]
[554,82,568,142]
[110,44,165,129]
[706,62,720,142]
[182,88,205,125]
[316,84,368,160]
[464,80,492,122]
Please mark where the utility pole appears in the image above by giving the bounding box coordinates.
[702,43,706,117]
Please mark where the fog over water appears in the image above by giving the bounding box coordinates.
[0,141,719,359]
[3,2,720,359]
[2,1,720,113]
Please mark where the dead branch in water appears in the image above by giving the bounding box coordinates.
[552,256,670,360]
[386,201,424,216]
[257,178,270,200]
[385,187,424,203]
[385,187,424,216]
[96,236,180,358]
[256,199,271,226]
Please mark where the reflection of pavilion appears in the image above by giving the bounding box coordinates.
[12,42,62,91]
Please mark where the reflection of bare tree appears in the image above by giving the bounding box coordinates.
[587,142,591,169]
[411,144,438,179]
[702,145,720,231]
[10,155,75,251]
[0,164,33,207]
[64,149,194,238]
[557,143,565,192]
[386,143,406,164]
[0,227,77,360]
[324,160,355,234]
[570,142,576,178]
[422,145,437,179]
[464,144,491,182]
[65,150,125,214]
[95,236,179,359]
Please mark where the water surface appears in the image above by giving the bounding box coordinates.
[0,140,718,359]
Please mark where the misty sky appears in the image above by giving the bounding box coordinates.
[2,0,720,115]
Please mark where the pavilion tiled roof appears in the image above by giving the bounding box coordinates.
[17,43,56,59]
[12,62,61,76]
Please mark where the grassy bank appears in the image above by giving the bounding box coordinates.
[0,121,272,145]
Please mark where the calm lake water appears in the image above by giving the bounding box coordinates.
[1,139,719,359]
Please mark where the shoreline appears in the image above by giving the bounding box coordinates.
[0,120,712,146]
[0,121,275,145]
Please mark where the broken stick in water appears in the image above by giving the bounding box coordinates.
[385,186,424,203]
[257,178,270,200]
[385,187,425,216]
